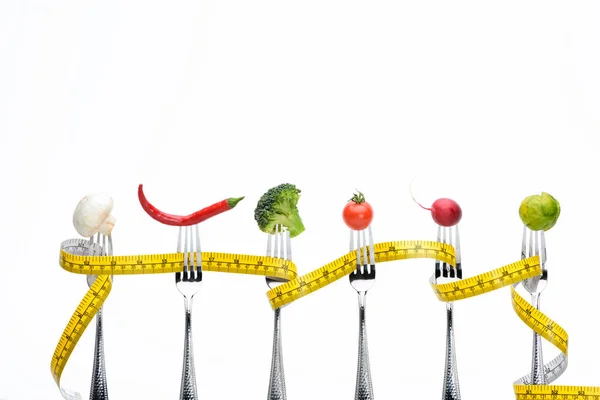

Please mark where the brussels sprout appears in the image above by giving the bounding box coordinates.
[518,192,560,231]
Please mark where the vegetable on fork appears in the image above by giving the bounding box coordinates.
[342,191,373,231]
[412,196,462,227]
[254,183,305,238]
[73,193,116,237]
[411,188,462,278]
[519,192,560,231]
[409,178,462,227]
[138,184,244,226]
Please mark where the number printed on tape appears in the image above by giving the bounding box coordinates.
[51,238,600,399]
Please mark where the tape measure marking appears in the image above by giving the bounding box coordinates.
[511,286,568,354]
[60,246,298,282]
[506,265,599,398]
[514,384,600,399]
[51,275,111,385]
[266,240,457,309]
[53,238,599,400]
[432,257,542,302]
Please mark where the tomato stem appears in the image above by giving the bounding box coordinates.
[349,191,366,204]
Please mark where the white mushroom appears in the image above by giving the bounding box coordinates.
[73,193,116,237]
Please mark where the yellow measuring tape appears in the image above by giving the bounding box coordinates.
[53,238,597,399]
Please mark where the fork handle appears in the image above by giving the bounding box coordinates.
[267,307,287,400]
[180,297,198,400]
[442,302,461,400]
[530,293,546,384]
[354,292,374,400]
[89,306,109,400]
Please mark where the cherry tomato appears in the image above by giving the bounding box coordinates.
[343,192,374,230]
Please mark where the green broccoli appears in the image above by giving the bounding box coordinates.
[254,183,305,237]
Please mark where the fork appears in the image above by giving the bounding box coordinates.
[348,226,376,400]
[265,224,291,400]
[87,232,113,400]
[175,225,203,400]
[435,225,462,400]
[520,226,548,384]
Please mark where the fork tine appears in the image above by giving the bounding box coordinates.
[177,227,183,253]
[189,226,195,280]
[176,227,182,282]
[195,224,202,281]
[441,227,448,278]
[267,231,272,257]
[190,226,196,280]
[107,234,113,256]
[88,233,95,256]
[362,229,368,271]
[286,229,291,261]
[183,226,190,279]
[189,226,196,281]
[454,225,462,279]
[196,224,202,271]
[190,226,195,279]
[274,224,279,259]
[274,225,278,258]
[447,227,455,278]
[99,234,105,255]
[528,229,533,258]
[349,229,355,274]
[435,225,442,279]
[96,233,102,255]
[540,230,547,279]
[368,225,375,266]
[355,229,362,273]
[87,234,93,256]
[521,225,527,260]
[540,230,547,266]
[279,225,284,259]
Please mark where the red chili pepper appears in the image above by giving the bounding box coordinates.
[138,184,244,226]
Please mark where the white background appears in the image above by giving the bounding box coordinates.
[1,0,599,399]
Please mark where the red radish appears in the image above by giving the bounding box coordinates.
[410,189,462,227]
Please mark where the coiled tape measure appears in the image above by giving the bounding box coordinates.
[53,238,600,399]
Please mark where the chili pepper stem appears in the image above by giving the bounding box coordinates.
[227,197,245,208]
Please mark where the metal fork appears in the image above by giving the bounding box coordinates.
[87,232,113,400]
[348,226,376,400]
[520,226,548,384]
[175,225,203,400]
[265,224,291,400]
[435,225,462,400]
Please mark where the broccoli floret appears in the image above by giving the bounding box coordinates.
[254,183,305,238]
